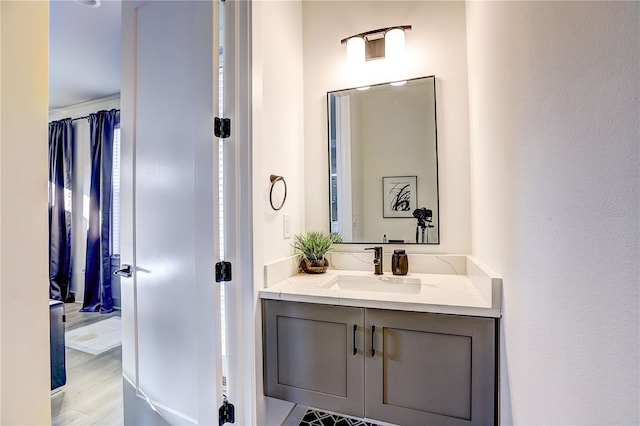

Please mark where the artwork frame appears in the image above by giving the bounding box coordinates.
[382,176,418,218]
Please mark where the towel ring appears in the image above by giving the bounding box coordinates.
[269,174,287,211]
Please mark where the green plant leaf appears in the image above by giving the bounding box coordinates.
[292,231,342,261]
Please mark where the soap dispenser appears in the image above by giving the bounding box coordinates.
[391,249,408,275]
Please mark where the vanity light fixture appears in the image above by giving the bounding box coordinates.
[390,81,407,87]
[341,25,411,64]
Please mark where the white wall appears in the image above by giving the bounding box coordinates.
[303,1,471,253]
[466,2,639,424]
[0,1,51,424]
[253,1,306,267]
[49,95,120,304]
[252,1,305,424]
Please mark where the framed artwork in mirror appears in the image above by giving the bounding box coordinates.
[382,176,417,218]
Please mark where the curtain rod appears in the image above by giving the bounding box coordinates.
[50,109,121,124]
[71,108,120,122]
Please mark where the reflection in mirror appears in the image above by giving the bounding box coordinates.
[328,76,439,244]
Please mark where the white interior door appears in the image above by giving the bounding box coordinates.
[120,1,221,424]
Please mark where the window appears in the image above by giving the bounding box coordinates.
[112,127,121,255]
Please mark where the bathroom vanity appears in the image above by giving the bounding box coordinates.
[260,255,501,425]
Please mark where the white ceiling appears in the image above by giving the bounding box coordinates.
[49,0,121,109]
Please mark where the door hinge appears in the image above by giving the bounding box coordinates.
[214,117,231,139]
[219,396,235,426]
[215,261,232,283]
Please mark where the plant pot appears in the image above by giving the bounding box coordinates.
[300,257,329,274]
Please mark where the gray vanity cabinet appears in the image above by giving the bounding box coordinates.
[262,300,365,417]
[263,300,497,425]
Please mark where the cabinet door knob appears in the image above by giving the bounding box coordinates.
[371,325,376,357]
[353,324,357,356]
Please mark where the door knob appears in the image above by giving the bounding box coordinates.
[114,264,133,278]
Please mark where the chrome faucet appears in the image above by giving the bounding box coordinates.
[365,246,383,275]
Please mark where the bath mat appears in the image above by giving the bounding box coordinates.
[298,409,379,426]
[65,317,121,355]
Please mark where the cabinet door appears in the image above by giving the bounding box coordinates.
[263,300,365,417]
[365,309,496,426]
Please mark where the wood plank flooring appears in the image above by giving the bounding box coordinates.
[52,302,123,426]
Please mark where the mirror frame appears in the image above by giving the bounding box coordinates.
[326,76,440,245]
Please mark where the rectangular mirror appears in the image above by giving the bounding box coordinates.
[328,76,439,244]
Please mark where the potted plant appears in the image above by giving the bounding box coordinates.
[293,231,342,274]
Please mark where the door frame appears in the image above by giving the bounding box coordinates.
[220,0,257,424]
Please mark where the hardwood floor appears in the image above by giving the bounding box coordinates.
[63,302,120,330]
[52,302,123,426]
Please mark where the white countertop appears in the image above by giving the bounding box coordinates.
[259,266,502,318]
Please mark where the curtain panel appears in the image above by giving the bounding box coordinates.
[81,109,119,313]
[48,119,74,301]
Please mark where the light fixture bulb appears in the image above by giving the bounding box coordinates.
[346,37,365,66]
[385,28,405,61]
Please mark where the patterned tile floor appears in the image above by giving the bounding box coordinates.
[298,409,379,426]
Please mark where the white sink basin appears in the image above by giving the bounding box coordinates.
[323,275,421,294]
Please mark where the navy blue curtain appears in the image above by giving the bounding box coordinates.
[48,119,74,301]
[81,109,119,313]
